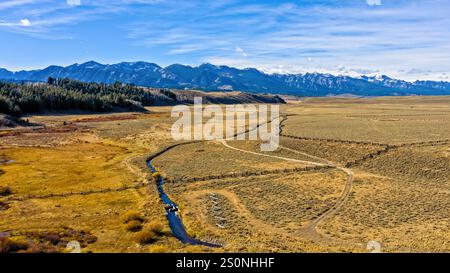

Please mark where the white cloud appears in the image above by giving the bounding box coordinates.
[235,47,248,57]
[67,0,81,6]
[20,19,31,26]
[366,0,382,6]
[0,0,35,10]
[1,0,449,80]
[129,0,450,80]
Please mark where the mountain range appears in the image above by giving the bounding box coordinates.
[1,61,450,97]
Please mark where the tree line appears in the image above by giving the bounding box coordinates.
[0,78,159,116]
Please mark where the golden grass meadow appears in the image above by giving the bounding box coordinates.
[1,97,449,253]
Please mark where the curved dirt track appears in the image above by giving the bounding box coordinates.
[219,112,355,241]
[147,113,355,246]
[301,167,354,240]
[221,140,330,167]
[220,139,354,241]
[278,145,354,237]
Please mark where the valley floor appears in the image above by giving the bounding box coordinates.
[1,97,449,253]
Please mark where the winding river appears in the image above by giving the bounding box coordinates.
[144,118,281,247]
[146,159,220,247]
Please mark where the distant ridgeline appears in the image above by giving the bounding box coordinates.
[1,61,450,96]
[0,78,285,116]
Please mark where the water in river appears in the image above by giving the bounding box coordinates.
[146,159,220,247]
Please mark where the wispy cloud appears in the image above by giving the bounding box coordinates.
[235,47,248,57]
[66,0,81,6]
[0,0,129,38]
[0,0,35,10]
[0,0,450,80]
[121,0,450,79]
[366,0,382,6]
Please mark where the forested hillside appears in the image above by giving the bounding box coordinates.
[0,78,159,115]
[0,78,284,116]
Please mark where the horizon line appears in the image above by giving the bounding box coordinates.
[2,60,447,83]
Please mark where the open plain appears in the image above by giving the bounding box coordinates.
[1,96,449,253]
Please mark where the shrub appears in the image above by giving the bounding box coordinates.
[42,233,61,245]
[0,237,29,253]
[19,242,58,253]
[125,220,143,232]
[122,211,144,224]
[0,201,9,211]
[0,186,12,196]
[9,240,30,252]
[0,237,8,253]
[147,221,164,236]
[135,230,158,244]
[152,172,161,180]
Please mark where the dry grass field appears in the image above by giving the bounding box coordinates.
[1,97,449,253]
[282,96,450,144]
[152,141,308,180]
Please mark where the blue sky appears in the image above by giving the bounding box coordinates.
[1,0,450,81]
